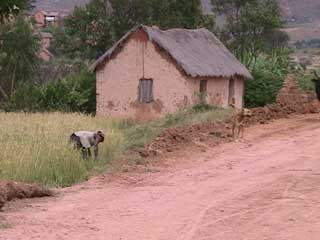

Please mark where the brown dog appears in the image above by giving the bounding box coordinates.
[229,98,252,140]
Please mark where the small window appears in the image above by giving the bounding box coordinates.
[45,16,56,22]
[200,80,207,93]
[138,79,153,103]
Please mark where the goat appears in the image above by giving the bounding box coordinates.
[70,130,105,159]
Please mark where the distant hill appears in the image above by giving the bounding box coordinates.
[279,0,320,24]
[202,0,320,43]
[279,0,320,43]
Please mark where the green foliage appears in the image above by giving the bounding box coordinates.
[0,14,39,98]
[0,0,30,23]
[5,69,96,113]
[212,0,283,63]
[192,103,215,112]
[244,48,290,107]
[245,69,283,107]
[51,0,113,59]
[53,0,215,59]
[297,73,315,91]
[211,0,290,108]
[122,107,232,150]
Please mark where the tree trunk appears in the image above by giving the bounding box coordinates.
[0,84,8,101]
[10,63,16,95]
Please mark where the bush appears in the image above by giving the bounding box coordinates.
[244,48,289,107]
[245,71,283,107]
[297,73,315,92]
[5,69,96,113]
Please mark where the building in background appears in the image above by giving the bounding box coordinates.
[91,25,252,121]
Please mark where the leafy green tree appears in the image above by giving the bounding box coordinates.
[6,68,96,113]
[52,0,215,59]
[0,0,31,23]
[0,14,40,99]
[212,0,283,67]
[51,0,113,59]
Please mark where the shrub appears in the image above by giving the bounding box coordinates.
[297,73,315,92]
[245,70,283,107]
[244,48,289,107]
[5,69,96,113]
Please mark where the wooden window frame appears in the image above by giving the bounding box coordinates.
[138,78,154,103]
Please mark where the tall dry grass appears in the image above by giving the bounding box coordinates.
[0,107,232,187]
[0,112,123,187]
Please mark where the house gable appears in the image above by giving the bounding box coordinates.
[96,29,199,120]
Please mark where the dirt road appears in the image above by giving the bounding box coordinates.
[1,114,320,240]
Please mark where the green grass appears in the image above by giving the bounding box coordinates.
[0,112,123,187]
[122,106,232,151]
[0,106,232,187]
[298,73,315,91]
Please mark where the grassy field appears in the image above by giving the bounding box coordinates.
[0,107,232,187]
[0,113,123,187]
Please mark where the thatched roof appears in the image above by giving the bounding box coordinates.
[91,25,252,79]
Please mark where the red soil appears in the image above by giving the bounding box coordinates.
[142,100,320,156]
[1,114,320,240]
[0,181,52,210]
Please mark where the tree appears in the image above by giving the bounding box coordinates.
[0,0,37,100]
[211,0,283,67]
[0,0,32,23]
[52,0,215,60]
[0,14,40,99]
[51,0,113,59]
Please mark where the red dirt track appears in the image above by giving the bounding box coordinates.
[1,114,320,240]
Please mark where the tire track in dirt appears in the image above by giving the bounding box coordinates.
[1,114,320,240]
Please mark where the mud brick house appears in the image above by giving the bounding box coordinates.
[31,0,90,29]
[30,0,90,61]
[91,25,252,121]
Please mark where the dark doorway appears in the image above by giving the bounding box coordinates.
[200,80,208,94]
[228,78,235,105]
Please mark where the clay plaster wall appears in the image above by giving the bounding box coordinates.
[96,30,244,121]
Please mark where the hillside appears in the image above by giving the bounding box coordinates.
[279,0,320,24]
[279,0,320,43]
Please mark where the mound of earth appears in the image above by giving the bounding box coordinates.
[141,100,320,157]
[0,181,52,210]
[139,120,233,156]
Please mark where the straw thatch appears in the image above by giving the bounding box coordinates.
[91,25,252,79]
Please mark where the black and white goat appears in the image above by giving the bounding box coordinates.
[70,130,105,159]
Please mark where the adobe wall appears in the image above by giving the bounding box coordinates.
[205,77,243,108]
[96,29,243,121]
[34,11,45,28]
